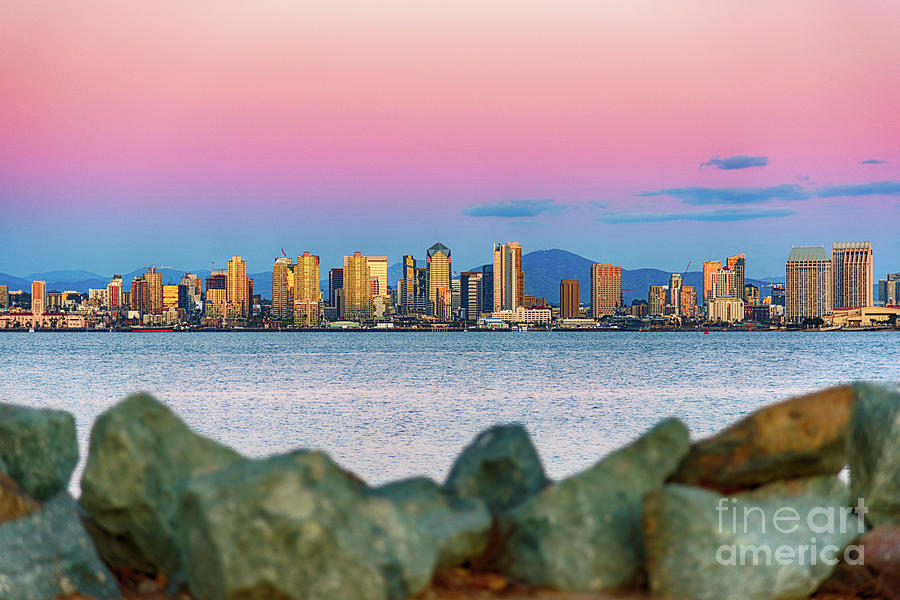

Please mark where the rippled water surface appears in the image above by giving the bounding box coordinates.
[1,331,898,492]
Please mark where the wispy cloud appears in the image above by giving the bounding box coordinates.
[637,184,809,205]
[700,154,769,170]
[816,180,900,197]
[859,158,889,165]
[462,198,566,218]
[598,207,795,224]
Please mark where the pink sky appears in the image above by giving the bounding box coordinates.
[1,1,898,275]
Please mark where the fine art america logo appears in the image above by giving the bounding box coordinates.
[714,497,868,567]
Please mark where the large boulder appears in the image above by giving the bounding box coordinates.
[80,393,242,575]
[500,418,690,592]
[0,404,78,500]
[847,382,900,526]
[0,492,120,600]
[0,471,41,523]
[444,424,549,517]
[644,477,863,600]
[671,385,854,491]
[370,476,492,571]
[178,450,438,600]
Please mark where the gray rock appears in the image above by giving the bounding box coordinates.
[80,393,241,575]
[500,418,690,592]
[370,476,492,571]
[444,424,549,517]
[0,492,120,600]
[0,404,78,501]
[644,477,864,600]
[178,450,438,600]
[672,385,855,491]
[848,382,900,526]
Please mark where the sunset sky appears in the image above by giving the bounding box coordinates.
[2,1,898,278]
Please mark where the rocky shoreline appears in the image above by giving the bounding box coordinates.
[0,383,898,600]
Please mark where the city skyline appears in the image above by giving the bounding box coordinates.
[1,3,898,279]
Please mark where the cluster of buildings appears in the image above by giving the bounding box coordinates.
[1,240,896,330]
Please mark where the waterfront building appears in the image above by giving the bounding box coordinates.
[31,281,47,315]
[491,306,552,325]
[831,241,873,309]
[130,276,148,314]
[450,279,461,317]
[727,254,746,299]
[399,255,418,314]
[180,273,202,311]
[145,267,163,314]
[271,257,294,320]
[878,273,900,305]
[106,275,124,309]
[162,284,188,312]
[480,264,494,315]
[702,260,721,302]
[591,263,622,317]
[205,271,227,318]
[493,242,523,312]
[785,246,832,324]
[435,286,453,322]
[0,284,7,309]
[560,278,580,319]
[342,252,371,321]
[707,296,745,323]
[712,267,736,300]
[744,283,760,305]
[680,285,698,317]
[294,252,322,326]
[426,243,451,316]
[328,268,344,315]
[648,285,667,317]
[366,256,388,297]
[772,284,786,307]
[668,273,682,315]
[829,306,900,328]
[225,256,250,318]
[460,271,483,321]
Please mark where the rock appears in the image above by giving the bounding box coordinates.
[671,385,854,491]
[177,450,435,600]
[0,471,41,523]
[644,476,864,600]
[80,393,241,575]
[444,424,549,517]
[847,382,900,526]
[500,418,690,592]
[370,476,492,571]
[859,525,900,575]
[0,492,120,600]
[0,404,78,500]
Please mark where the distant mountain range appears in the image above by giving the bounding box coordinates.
[1,249,783,305]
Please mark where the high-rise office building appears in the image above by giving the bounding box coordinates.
[106,275,123,310]
[226,256,249,318]
[205,271,227,318]
[162,284,188,311]
[0,284,8,309]
[415,267,428,313]
[713,268,736,299]
[31,281,47,315]
[493,242,523,312]
[426,243,451,315]
[366,256,389,297]
[180,273,202,311]
[294,252,321,326]
[590,263,621,317]
[744,284,760,305]
[702,260,721,302]
[480,264,494,315]
[560,279,580,319]
[145,267,163,314]
[648,285,668,317]
[435,287,453,322]
[878,273,900,305]
[785,246,832,324]
[831,241,873,309]
[328,268,344,311]
[680,285,698,317]
[130,276,148,314]
[460,271,483,321]
[668,273,682,315]
[342,252,371,321]
[400,255,418,314]
[272,257,294,320]
[727,254,746,299]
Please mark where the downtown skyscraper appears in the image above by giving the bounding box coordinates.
[492,242,523,312]
[590,263,621,317]
[426,242,451,316]
[294,252,321,326]
[831,242,873,309]
[785,246,832,324]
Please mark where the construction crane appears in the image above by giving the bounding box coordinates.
[682,260,692,280]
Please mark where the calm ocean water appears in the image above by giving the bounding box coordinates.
[1,331,898,493]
